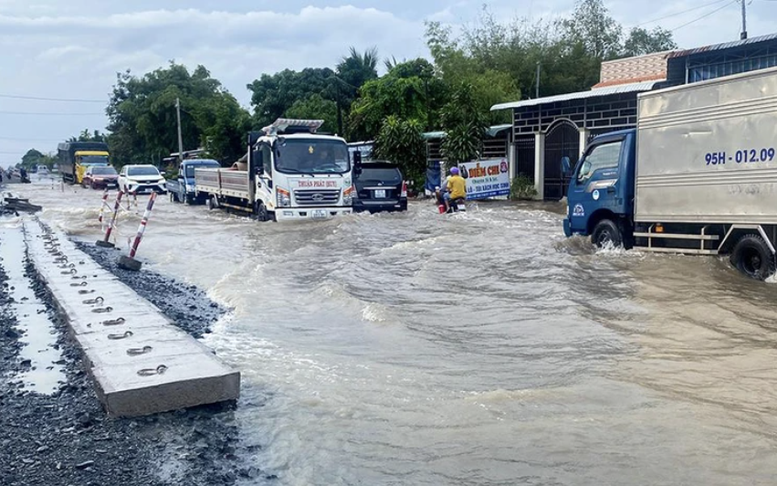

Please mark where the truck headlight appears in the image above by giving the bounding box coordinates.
[277,187,291,207]
[343,186,355,205]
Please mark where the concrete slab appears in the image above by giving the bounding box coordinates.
[24,218,240,417]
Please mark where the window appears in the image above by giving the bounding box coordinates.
[577,141,622,183]
[128,166,160,177]
[261,145,272,175]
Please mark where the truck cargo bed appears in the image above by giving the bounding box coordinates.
[635,67,777,225]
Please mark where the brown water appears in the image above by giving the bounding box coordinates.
[14,179,777,486]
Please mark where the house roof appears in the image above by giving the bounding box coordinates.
[668,32,777,59]
[490,80,663,111]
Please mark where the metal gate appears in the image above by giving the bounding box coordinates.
[544,120,579,201]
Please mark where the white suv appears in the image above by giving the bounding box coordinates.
[118,165,167,194]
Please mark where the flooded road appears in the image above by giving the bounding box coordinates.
[13,179,777,485]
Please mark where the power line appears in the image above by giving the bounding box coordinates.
[0,93,105,103]
[0,111,104,116]
[670,0,739,31]
[636,0,730,27]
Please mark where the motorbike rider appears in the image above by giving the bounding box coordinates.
[445,166,466,211]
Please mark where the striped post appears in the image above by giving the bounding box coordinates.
[128,192,157,259]
[102,191,123,244]
[97,189,109,226]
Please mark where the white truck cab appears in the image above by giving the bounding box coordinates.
[195,119,358,222]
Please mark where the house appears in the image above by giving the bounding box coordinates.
[491,33,777,200]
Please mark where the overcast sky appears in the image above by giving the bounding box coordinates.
[1,0,776,165]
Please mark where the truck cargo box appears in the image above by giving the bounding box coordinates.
[635,66,777,225]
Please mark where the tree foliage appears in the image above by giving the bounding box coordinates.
[107,62,250,167]
[284,94,339,134]
[68,129,107,143]
[440,83,488,164]
[622,27,678,57]
[349,59,446,141]
[19,148,56,170]
[373,116,427,187]
[247,67,337,130]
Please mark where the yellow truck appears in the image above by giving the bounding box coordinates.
[57,142,110,184]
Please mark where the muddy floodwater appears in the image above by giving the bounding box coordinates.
[13,178,777,486]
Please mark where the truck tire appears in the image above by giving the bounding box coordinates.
[255,201,269,222]
[730,234,776,280]
[206,196,214,210]
[591,219,623,248]
[185,194,194,205]
[169,191,175,203]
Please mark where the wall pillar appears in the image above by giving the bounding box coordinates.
[579,128,590,159]
[534,132,545,200]
[508,141,516,180]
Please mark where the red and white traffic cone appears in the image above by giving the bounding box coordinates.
[117,192,157,271]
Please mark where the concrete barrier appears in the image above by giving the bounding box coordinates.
[24,218,240,417]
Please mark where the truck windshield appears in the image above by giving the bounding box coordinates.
[275,139,350,175]
[79,155,108,166]
[577,141,622,183]
[185,163,220,178]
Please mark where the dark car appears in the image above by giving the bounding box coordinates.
[82,165,118,189]
[353,162,407,213]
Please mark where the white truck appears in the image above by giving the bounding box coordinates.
[195,119,357,222]
[564,66,777,280]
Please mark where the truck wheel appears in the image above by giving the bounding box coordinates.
[185,194,194,205]
[591,219,623,248]
[730,234,776,280]
[169,192,175,203]
[206,196,214,210]
[255,201,268,222]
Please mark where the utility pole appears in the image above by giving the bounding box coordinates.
[175,97,184,162]
[535,62,541,99]
[740,0,748,40]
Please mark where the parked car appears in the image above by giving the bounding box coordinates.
[353,161,407,213]
[82,165,118,189]
[118,165,167,194]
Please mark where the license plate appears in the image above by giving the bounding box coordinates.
[374,189,386,199]
[312,210,328,219]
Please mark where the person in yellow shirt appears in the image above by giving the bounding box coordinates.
[444,166,467,212]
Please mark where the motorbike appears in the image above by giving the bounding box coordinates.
[434,187,466,214]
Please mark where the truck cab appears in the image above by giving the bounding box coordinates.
[249,120,356,221]
[563,129,636,247]
[175,159,220,203]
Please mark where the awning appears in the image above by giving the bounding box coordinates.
[490,80,663,111]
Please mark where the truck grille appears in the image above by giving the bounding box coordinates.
[295,189,340,206]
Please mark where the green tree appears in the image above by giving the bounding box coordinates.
[284,94,339,134]
[21,149,44,169]
[68,129,107,143]
[560,0,623,60]
[349,58,446,140]
[440,83,488,164]
[622,27,678,57]
[247,68,336,129]
[373,116,427,187]
[107,62,250,167]
[426,19,520,123]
